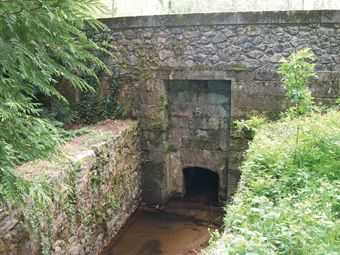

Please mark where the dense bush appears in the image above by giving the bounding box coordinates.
[207,110,340,254]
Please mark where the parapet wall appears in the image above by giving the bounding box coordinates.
[97,10,340,205]
[0,121,141,255]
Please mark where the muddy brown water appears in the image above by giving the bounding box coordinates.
[101,169,223,255]
[100,201,223,255]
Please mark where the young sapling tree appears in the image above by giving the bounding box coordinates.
[278,48,318,164]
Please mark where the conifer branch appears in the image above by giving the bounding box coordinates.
[15,15,46,42]
[0,135,33,148]
[0,1,66,15]
[0,164,18,178]
[0,16,21,41]
[31,10,49,20]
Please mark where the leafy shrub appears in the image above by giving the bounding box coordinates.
[207,49,340,255]
[207,111,340,254]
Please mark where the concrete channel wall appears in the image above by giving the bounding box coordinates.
[0,122,141,255]
[95,10,340,206]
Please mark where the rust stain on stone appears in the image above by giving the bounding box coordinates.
[178,110,192,116]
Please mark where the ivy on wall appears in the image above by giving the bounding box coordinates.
[76,28,124,125]
[77,73,125,124]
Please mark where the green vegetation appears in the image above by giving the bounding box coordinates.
[207,49,340,254]
[207,110,340,254]
[0,0,118,211]
[77,72,125,124]
[225,62,250,71]
[278,48,317,116]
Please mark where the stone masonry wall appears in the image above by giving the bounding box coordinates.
[94,10,340,205]
[164,80,231,201]
[0,121,141,255]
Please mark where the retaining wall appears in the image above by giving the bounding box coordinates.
[0,121,141,255]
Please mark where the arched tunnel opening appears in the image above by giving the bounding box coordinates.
[183,167,219,205]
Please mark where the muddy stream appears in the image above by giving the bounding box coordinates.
[100,170,224,255]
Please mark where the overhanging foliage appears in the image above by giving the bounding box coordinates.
[0,0,113,208]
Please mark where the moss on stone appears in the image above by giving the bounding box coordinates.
[165,145,177,154]
[147,119,162,130]
[195,135,212,142]
[167,14,187,26]
[171,39,184,58]
[226,62,250,71]
[150,66,160,70]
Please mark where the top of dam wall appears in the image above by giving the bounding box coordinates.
[99,10,340,29]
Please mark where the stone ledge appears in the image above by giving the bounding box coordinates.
[100,10,340,29]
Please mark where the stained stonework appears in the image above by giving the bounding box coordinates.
[94,10,340,205]
[0,122,141,255]
[166,80,230,201]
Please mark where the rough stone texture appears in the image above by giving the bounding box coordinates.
[0,122,141,255]
[94,10,340,205]
[161,80,230,202]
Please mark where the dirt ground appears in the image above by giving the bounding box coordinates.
[67,119,134,150]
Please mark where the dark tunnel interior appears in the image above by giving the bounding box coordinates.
[183,167,219,205]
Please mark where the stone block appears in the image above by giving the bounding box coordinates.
[247,26,262,36]
[207,117,220,130]
[219,139,228,151]
[141,141,165,152]
[228,170,241,185]
[142,188,168,206]
[219,106,229,118]
[142,130,165,142]
[196,129,209,137]
[168,128,176,138]
[181,138,220,150]
[75,150,96,171]
[180,148,206,167]
[212,32,227,44]
[171,116,189,128]
[169,91,185,103]
[168,137,182,148]
[220,117,229,130]
[190,116,206,129]
[255,70,279,81]
[175,127,190,138]
[205,104,219,117]
[227,184,238,197]
[205,150,227,171]
[205,130,220,141]
[141,92,156,105]
[149,151,166,164]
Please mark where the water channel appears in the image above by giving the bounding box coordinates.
[101,168,224,255]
